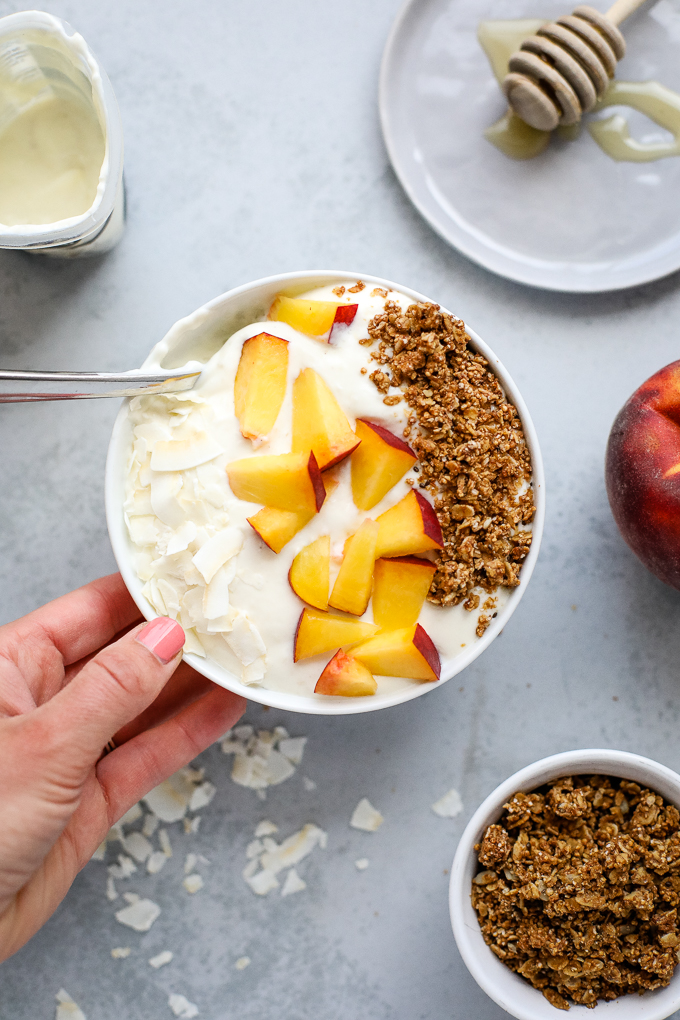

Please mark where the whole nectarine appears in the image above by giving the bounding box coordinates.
[606,359,680,590]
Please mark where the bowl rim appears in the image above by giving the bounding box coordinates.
[449,748,680,1020]
[105,269,545,715]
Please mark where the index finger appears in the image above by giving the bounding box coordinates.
[2,574,143,667]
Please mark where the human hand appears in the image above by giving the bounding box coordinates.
[0,573,246,963]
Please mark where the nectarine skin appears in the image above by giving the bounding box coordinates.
[328,303,358,343]
[606,360,680,590]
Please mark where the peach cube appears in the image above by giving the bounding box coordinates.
[227,451,325,514]
[294,608,377,662]
[288,535,330,610]
[328,519,379,616]
[269,294,339,338]
[314,650,377,697]
[233,332,289,441]
[375,490,443,558]
[292,368,360,471]
[372,556,436,629]
[351,419,416,510]
[247,506,314,554]
[352,623,441,682]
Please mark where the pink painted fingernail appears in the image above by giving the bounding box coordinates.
[136,617,185,664]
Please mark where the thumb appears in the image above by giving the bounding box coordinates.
[33,617,186,769]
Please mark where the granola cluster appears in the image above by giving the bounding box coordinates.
[472,776,680,1010]
[365,301,534,628]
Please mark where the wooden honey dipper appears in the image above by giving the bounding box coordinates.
[503,0,647,131]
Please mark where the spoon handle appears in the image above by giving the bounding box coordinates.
[0,369,201,403]
[606,0,647,26]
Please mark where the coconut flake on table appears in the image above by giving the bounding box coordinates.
[111,947,131,959]
[143,813,160,838]
[55,989,87,1020]
[303,777,317,792]
[431,788,463,818]
[189,781,216,812]
[355,858,370,871]
[147,851,168,875]
[254,820,279,838]
[149,950,173,969]
[184,816,201,834]
[168,992,199,1018]
[235,956,251,970]
[106,876,118,901]
[108,854,137,879]
[159,828,173,857]
[281,868,307,896]
[115,898,161,932]
[350,798,384,832]
[223,725,302,790]
[143,769,201,823]
[123,832,154,863]
[278,736,307,765]
[183,873,204,894]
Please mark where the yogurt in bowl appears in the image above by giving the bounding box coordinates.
[106,270,545,715]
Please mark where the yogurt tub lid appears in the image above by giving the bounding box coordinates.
[0,10,123,248]
[106,270,545,715]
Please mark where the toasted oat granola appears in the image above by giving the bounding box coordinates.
[472,776,680,1009]
[365,301,534,627]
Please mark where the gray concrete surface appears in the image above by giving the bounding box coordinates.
[2,1,680,1017]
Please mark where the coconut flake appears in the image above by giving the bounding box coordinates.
[281,868,307,896]
[55,989,87,1020]
[150,471,185,528]
[115,898,161,932]
[189,781,216,812]
[108,855,137,880]
[246,839,264,859]
[167,520,197,555]
[151,431,223,472]
[147,851,168,875]
[183,874,204,894]
[225,611,265,665]
[184,816,201,834]
[168,993,199,1018]
[246,869,279,896]
[350,798,384,832]
[259,824,326,876]
[111,947,131,959]
[159,828,173,857]
[106,877,118,901]
[149,950,173,969]
[192,528,243,584]
[303,777,317,792]
[234,956,251,970]
[142,813,159,838]
[242,658,266,685]
[123,892,140,904]
[123,832,154,863]
[278,737,307,765]
[254,820,278,838]
[143,773,194,823]
[431,788,463,818]
[355,858,370,871]
[184,853,198,875]
[202,562,234,620]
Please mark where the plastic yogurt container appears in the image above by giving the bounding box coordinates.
[0,11,124,257]
[106,270,545,715]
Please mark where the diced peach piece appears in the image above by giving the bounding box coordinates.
[288,535,330,610]
[375,490,443,558]
[328,519,379,616]
[247,506,314,554]
[328,304,358,343]
[233,332,289,441]
[372,556,436,629]
[314,650,377,697]
[352,623,441,682]
[269,294,339,338]
[351,420,417,510]
[294,608,377,662]
[292,368,360,471]
[227,451,325,514]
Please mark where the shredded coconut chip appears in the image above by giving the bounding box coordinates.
[235,956,251,970]
[183,873,204,894]
[350,798,384,832]
[111,947,131,959]
[56,990,87,1020]
[281,868,307,896]
[168,993,199,1018]
[431,788,463,818]
[149,950,173,969]
[115,898,161,932]
[355,858,370,870]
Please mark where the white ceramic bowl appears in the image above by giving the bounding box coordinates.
[106,270,545,715]
[450,749,680,1020]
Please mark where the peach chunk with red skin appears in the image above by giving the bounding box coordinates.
[269,295,357,341]
[352,624,440,682]
[351,420,417,511]
[294,608,377,662]
[372,556,436,630]
[606,359,680,590]
[233,332,289,441]
[328,304,358,343]
[247,506,315,554]
[227,451,325,515]
[375,490,443,558]
[292,368,360,471]
[288,535,330,611]
[314,650,377,697]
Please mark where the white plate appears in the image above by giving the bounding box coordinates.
[380,0,680,292]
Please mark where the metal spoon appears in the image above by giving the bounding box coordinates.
[0,368,201,403]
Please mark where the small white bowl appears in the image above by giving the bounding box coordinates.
[450,749,680,1020]
[106,270,545,715]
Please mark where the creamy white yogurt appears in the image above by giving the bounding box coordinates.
[124,283,510,698]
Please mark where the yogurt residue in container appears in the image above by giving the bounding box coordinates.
[123,283,512,698]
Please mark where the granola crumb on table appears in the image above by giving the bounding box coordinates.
[472,775,680,1009]
[365,300,535,628]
